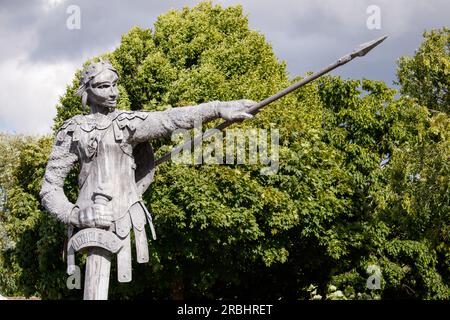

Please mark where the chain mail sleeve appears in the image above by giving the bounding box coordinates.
[129,101,228,144]
[40,122,79,225]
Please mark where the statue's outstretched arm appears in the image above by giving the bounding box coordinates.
[40,132,78,225]
[130,100,254,143]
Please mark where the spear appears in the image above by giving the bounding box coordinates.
[154,35,388,167]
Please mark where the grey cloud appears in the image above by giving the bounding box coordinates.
[219,0,450,84]
[27,0,200,62]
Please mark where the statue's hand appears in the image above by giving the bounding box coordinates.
[218,99,256,121]
[70,204,113,229]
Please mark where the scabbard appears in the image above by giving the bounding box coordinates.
[67,225,76,275]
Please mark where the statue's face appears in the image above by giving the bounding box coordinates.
[87,69,119,108]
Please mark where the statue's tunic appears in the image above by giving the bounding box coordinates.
[40,103,222,280]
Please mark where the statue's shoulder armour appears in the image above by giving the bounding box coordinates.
[57,113,118,143]
[111,111,148,140]
[56,115,84,143]
[114,111,148,129]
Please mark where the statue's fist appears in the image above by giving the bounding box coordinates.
[218,99,256,121]
[71,204,113,229]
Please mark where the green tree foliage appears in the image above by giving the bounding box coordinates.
[1,2,449,299]
[0,134,79,298]
[0,133,30,294]
[396,27,449,113]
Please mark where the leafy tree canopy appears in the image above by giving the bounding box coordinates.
[396,27,449,113]
[1,3,448,300]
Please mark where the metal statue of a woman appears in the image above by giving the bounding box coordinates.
[39,60,255,300]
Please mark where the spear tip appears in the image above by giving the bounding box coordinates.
[352,35,388,58]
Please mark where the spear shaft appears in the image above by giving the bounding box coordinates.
[154,35,387,167]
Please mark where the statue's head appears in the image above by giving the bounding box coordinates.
[76,60,119,110]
